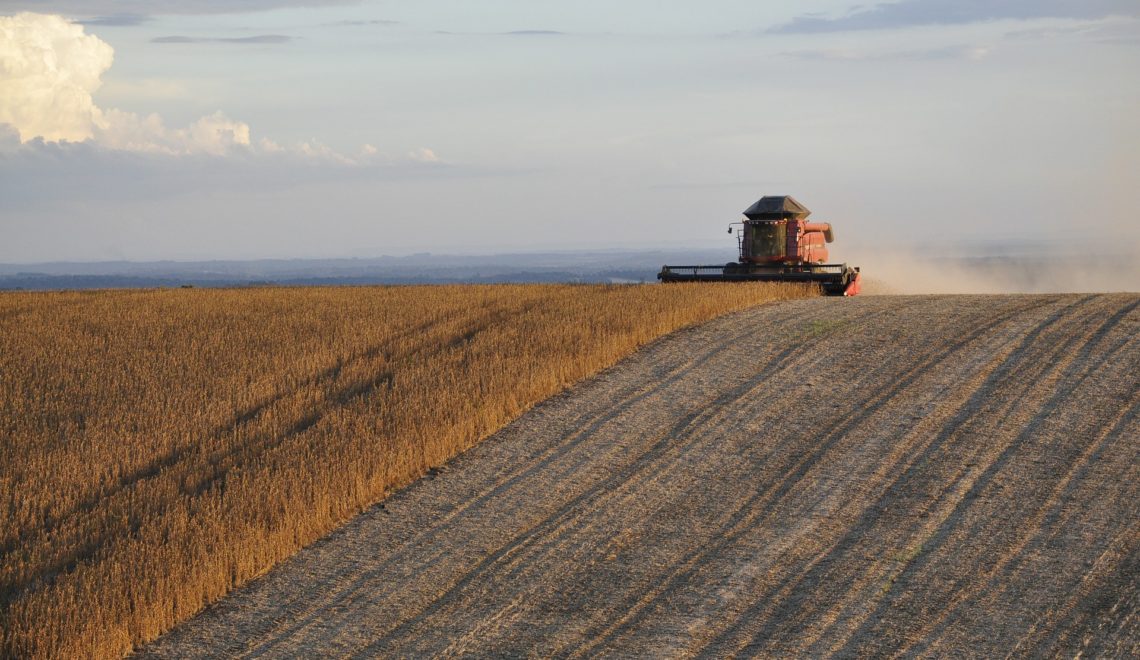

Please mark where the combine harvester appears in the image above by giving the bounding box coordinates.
[658,195,862,296]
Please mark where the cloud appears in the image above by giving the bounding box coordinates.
[99,77,190,100]
[1006,19,1140,44]
[783,44,991,61]
[0,13,249,151]
[74,14,151,27]
[771,0,1140,33]
[649,181,773,191]
[434,29,568,37]
[0,137,453,213]
[408,147,440,163]
[0,13,399,162]
[0,13,113,142]
[324,19,400,27]
[151,34,294,44]
[94,109,252,155]
[0,124,20,151]
[4,1,356,16]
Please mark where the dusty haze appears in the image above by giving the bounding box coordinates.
[851,249,1140,295]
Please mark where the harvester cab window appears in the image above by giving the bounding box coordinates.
[750,223,786,259]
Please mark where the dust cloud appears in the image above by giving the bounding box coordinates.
[846,246,1140,295]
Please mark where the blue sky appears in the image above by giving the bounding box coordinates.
[1,1,1137,262]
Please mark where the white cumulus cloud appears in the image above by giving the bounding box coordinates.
[408,147,440,163]
[0,12,432,163]
[96,108,252,155]
[0,12,112,142]
[0,12,253,155]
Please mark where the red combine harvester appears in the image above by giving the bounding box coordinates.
[658,195,862,296]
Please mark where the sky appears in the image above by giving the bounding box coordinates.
[1,1,1138,263]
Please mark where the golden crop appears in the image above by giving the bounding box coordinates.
[0,283,810,658]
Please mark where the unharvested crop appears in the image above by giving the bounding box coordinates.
[0,282,809,658]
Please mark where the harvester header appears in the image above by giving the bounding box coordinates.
[658,195,862,296]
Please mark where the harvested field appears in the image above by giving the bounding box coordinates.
[0,283,809,659]
[141,294,1139,658]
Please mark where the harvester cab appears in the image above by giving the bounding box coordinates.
[658,195,862,296]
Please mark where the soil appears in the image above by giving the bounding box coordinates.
[138,294,1140,659]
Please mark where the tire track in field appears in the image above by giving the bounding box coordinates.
[1021,522,1140,658]
[845,297,1140,655]
[344,339,814,658]
[597,297,1084,654]
[730,298,1102,637]
[911,393,1140,657]
[889,299,1140,657]
[997,390,1140,658]
[565,295,1068,658]
[356,296,1007,658]
[229,300,852,658]
[701,295,1126,658]
[812,295,1140,658]
[138,294,1140,659]
[797,297,1136,656]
